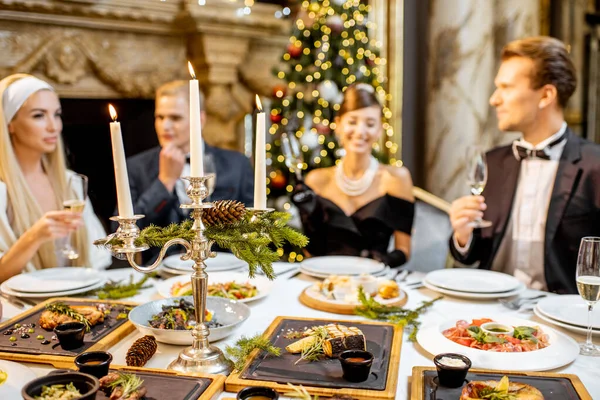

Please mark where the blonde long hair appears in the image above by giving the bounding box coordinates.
[0,74,89,269]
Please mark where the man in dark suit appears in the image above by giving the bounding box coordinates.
[125,81,254,262]
[449,37,600,294]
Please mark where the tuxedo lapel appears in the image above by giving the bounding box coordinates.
[546,131,583,245]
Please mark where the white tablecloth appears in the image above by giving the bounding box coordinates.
[2,265,599,399]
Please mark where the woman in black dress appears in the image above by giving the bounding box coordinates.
[292,84,414,268]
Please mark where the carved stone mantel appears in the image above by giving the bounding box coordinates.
[0,0,291,149]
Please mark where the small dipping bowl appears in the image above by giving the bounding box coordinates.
[433,353,472,388]
[339,350,374,382]
[236,386,279,400]
[54,322,86,350]
[75,351,113,379]
[480,322,514,336]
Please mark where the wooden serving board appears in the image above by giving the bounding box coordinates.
[0,297,136,367]
[299,286,408,315]
[226,316,402,400]
[410,366,593,400]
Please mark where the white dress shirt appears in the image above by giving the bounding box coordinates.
[456,122,567,290]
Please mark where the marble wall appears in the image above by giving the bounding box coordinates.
[425,0,540,201]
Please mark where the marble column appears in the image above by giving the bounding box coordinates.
[425,0,540,202]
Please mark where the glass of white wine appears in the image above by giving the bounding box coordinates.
[61,173,88,260]
[281,132,304,181]
[466,145,492,228]
[576,237,600,356]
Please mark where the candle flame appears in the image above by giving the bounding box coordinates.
[108,104,117,121]
[188,61,196,79]
[255,95,263,112]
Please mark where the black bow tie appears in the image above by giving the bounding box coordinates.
[513,133,566,161]
[185,155,190,164]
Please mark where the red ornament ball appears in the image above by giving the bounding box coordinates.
[270,113,283,124]
[270,171,287,190]
[287,43,303,58]
[315,123,331,135]
[272,85,287,98]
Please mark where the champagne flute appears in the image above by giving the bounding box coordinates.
[466,145,492,228]
[576,237,600,356]
[61,173,88,260]
[281,132,304,180]
[204,153,217,200]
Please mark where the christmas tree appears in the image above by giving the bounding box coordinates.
[266,0,393,200]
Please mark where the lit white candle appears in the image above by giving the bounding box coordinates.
[108,105,134,217]
[254,95,266,209]
[188,61,204,177]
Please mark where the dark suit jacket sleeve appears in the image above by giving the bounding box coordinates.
[448,229,489,266]
[238,155,254,207]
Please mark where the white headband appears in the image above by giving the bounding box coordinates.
[2,76,54,123]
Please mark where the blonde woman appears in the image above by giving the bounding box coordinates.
[292,84,414,268]
[0,74,110,282]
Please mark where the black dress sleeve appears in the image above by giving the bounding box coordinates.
[384,196,415,235]
[291,183,327,256]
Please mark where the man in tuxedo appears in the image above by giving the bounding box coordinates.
[449,36,600,294]
[126,80,254,262]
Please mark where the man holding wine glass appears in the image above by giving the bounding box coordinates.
[124,80,254,263]
[449,36,600,294]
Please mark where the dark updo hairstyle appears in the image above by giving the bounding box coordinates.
[338,83,382,117]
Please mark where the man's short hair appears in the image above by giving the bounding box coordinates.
[155,80,205,112]
[501,36,576,108]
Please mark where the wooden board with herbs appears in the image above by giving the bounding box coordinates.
[299,287,408,315]
[225,316,402,400]
[0,297,136,367]
[410,366,593,400]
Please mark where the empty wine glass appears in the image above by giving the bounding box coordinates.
[281,132,304,180]
[576,237,600,356]
[466,145,492,228]
[61,173,88,260]
[204,153,217,200]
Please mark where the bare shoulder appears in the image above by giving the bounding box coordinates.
[381,165,414,201]
[305,167,335,194]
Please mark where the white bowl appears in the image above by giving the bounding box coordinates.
[128,296,250,345]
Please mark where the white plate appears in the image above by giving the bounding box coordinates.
[156,272,274,303]
[534,304,600,336]
[163,252,247,272]
[423,278,526,299]
[4,267,103,293]
[425,269,522,293]
[299,265,391,280]
[0,360,37,398]
[128,296,250,345]
[536,295,600,329]
[416,316,580,371]
[0,279,106,298]
[300,256,385,276]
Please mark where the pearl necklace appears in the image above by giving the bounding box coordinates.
[335,156,379,196]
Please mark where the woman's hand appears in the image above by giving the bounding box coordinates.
[27,210,83,244]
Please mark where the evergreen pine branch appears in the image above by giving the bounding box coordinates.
[225,333,281,372]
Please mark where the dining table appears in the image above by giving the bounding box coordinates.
[1,264,599,399]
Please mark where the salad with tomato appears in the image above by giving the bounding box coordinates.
[171,280,258,300]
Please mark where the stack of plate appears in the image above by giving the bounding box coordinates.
[161,252,247,275]
[422,268,525,299]
[299,256,389,279]
[534,295,600,336]
[0,267,105,298]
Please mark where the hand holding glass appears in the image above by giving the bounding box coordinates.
[466,146,492,228]
[576,237,600,356]
[61,174,88,260]
[281,132,304,181]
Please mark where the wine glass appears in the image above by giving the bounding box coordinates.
[61,173,88,260]
[576,237,600,356]
[204,153,217,200]
[465,145,492,228]
[281,132,304,180]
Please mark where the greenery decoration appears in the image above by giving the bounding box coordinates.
[354,287,443,341]
[84,274,155,300]
[225,333,281,372]
[95,210,308,280]
[45,302,91,332]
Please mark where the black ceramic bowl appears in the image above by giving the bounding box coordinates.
[236,386,279,400]
[339,349,374,383]
[54,322,86,350]
[433,353,472,388]
[22,371,100,400]
[75,351,113,379]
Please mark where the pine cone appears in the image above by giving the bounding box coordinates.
[202,200,246,226]
[126,335,157,367]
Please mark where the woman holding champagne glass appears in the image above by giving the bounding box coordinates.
[0,74,110,282]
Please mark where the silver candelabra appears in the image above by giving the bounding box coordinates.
[109,175,233,375]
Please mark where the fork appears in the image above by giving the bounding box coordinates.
[498,294,547,310]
